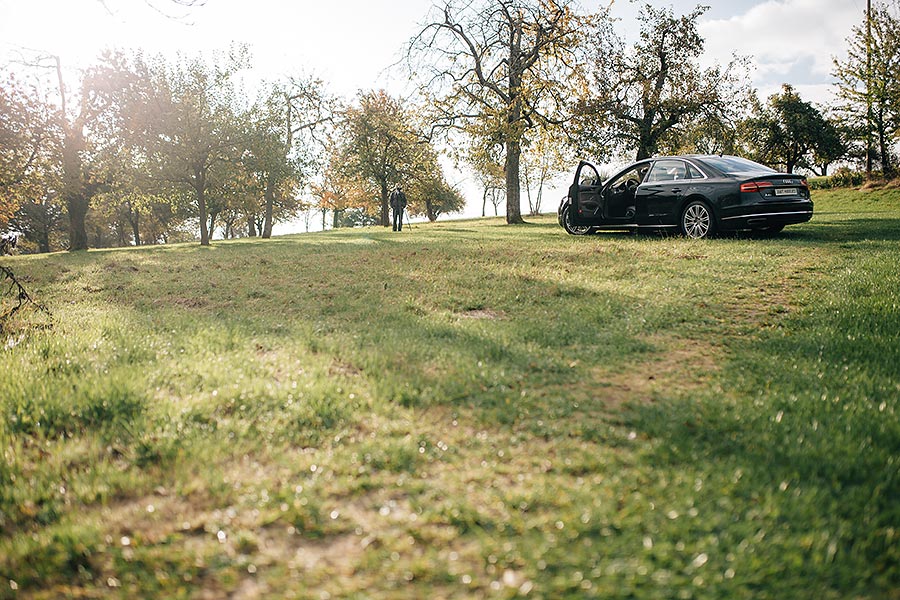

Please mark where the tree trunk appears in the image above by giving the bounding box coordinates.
[505,138,524,224]
[116,221,127,247]
[91,225,102,248]
[636,132,654,161]
[37,227,50,254]
[197,185,210,246]
[262,172,276,238]
[523,163,534,215]
[635,122,652,161]
[66,192,90,251]
[62,128,90,251]
[879,122,893,177]
[129,208,141,246]
[248,215,257,237]
[208,211,218,241]
[380,181,390,227]
[57,58,91,252]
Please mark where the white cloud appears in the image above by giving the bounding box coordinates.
[700,0,864,103]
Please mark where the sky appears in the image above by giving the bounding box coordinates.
[0,0,873,223]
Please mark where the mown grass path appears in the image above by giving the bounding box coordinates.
[1,187,899,599]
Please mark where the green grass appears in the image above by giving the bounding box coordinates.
[1,187,899,598]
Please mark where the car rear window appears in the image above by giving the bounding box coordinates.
[685,163,705,179]
[701,156,775,175]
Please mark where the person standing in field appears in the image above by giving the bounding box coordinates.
[390,185,407,232]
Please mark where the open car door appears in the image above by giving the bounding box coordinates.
[568,161,604,225]
[600,161,653,222]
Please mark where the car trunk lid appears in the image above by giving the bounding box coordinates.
[740,175,809,199]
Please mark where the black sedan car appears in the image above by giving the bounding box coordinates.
[558,155,813,238]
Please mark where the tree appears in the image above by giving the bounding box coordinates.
[310,157,374,229]
[572,4,750,162]
[407,145,466,222]
[138,48,251,246]
[416,176,465,222]
[11,51,158,251]
[458,121,506,217]
[521,125,571,215]
[246,78,333,238]
[49,52,156,251]
[743,85,845,174]
[660,91,755,157]
[336,90,423,226]
[336,207,379,228]
[410,0,583,224]
[0,73,55,230]
[810,112,848,176]
[9,199,65,253]
[833,1,900,177]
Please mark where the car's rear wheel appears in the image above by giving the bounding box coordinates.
[680,200,716,239]
[562,206,593,236]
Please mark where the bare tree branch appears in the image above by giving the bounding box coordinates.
[0,263,51,330]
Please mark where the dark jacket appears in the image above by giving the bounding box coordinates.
[390,189,407,210]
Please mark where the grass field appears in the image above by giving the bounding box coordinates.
[1,187,899,599]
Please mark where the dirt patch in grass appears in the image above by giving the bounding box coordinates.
[456,308,504,320]
[592,251,827,407]
[146,295,211,309]
[721,247,830,330]
[571,334,721,413]
[329,359,364,378]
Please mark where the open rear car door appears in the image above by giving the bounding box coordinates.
[568,161,604,226]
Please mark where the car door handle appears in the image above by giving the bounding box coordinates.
[670,188,682,193]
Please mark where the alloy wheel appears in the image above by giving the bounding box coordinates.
[682,202,712,239]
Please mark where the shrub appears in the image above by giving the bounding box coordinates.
[808,168,867,190]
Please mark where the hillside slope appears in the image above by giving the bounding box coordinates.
[2,192,899,598]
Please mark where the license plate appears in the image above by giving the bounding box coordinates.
[775,188,797,196]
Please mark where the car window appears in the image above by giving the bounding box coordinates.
[701,156,776,175]
[579,164,601,186]
[646,160,687,183]
[610,166,644,188]
[685,163,705,179]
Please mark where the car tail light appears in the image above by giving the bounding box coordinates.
[740,181,774,193]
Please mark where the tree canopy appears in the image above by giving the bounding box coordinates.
[333,90,456,226]
[571,4,750,162]
[742,84,845,174]
[409,0,584,224]
[832,0,900,177]
[0,74,54,230]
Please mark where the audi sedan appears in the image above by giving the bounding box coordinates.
[558,155,813,238]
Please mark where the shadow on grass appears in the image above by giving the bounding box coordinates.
[76,227,661,431]
[576,216,900,244]
[621,214,900,593]
[786,216,900,243]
